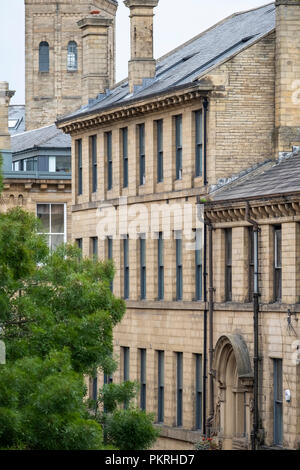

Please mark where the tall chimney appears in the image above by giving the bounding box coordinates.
[0,82,15,151]
[124,0,159,93]
[275,0,300,155]
[78,13,113,104]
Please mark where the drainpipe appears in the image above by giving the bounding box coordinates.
[203,98,208,186]
[245,203,260,451]
[207,222,215,435]
[202,221,208,435]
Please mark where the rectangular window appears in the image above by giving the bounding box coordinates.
[157,119,163,183]
[77,139,82,195]
[107,236,113,292]
[49,156,56,172]
[76,238,82,254]
[37,203,66,252]
[123,235,129,299]
[106,131,112,191]
[91,237,98,260]
[123,347,130,409]
[140,236,146,300]
[139,124,145,186]
[195,354,202,430]
[176,352,183,427]
[274,226,282,302]
[195,228,202,300]
[158,232,164,300]
[122,127,128,188]
[195,110,203,177]
[225,228,232,301]
[273,359,283,446]
[157,350,164,423]
[140,349,146,411]
[90,135,97,193]
[175,115,183,180]
[176,233,183,301]
[249,227,254,301]
[92,376,98,402]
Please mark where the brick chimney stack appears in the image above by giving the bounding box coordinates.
[124,0,159,93]
[0,82,15,151]
[78,12,114,104]
[275,0,300,155]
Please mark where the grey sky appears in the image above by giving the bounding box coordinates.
[0,0,271,104]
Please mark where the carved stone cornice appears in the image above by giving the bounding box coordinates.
[57,86,213,135]
[205,195,300,224]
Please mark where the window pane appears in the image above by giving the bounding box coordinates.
[39,42,49,72]
[50,234,64,251]
[37,204,50,232]
[51,204,64,233]
[49,156,56,172]
[56,156,71,173]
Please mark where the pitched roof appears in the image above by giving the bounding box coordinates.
[211,149,300,202]
[57,2,275,123]
[11,124,71,154]
[8,105,26,135]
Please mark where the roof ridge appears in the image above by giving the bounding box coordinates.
[11,123,56,139]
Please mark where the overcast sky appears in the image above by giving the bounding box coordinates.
[0,0,271,104]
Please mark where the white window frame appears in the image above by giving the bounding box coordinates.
[36,203,67,250]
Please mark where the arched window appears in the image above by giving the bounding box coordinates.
[67,41,78,71]
[39,41,49,72]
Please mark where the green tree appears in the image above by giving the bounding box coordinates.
[96,382,160,450]
[0,206,125,449]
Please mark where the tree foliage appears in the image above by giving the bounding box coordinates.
[0,206,159,450]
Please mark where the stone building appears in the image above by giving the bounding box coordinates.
[0,81,72,250]
[24,0,118,130]
[56,0,300,450]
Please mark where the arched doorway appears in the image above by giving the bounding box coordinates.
[213,334,253,450]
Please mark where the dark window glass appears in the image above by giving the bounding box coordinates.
[195,110,203,177]
[140,349,146,411]
[122,128,128,188]
[38,155,49,172]
[274,226,282,302]
[39,41,49,72]
[91,135,97,193]
[92,376,98,402]
[67,41,78,71]
[123,347,130,409]
[225,229,232,301]
[249,227,254,301]
[273,359,283,445]
[77,139,82,195]
[140,237,146,300]
[139,124,145,186]
[106,132,113,191]
[76,238,82,254]
[175,115,182,180]
[176,234,183,301]
[56,156,71,173]
[91,237,98,260]
[107,236,113,292]
[158,232,164,300]
[123,236,129,299]
[176,352,183,426]
[195,228,202,300]
[158,350,164,423]
[157,120,163,183]
[195,354,202,430]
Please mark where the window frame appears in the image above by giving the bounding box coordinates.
[176,233,183,301]
[140,236,146,300]
[158,232,164,300]
[175,115,183,180]
[176,352,183,427]
[139,123,146,186]
[123,235,130,300]
[90,135,97,193]
[225,228,232,301]
[273,358,283,446]
[140,348,147,411]
[36,203,67,252]
[195,110,203,177]
[106,131,113,191]
[156,119,163,183]
[274,226,282,302]
[77,139,83,195]
[67,41,78,71]
[39,41,49,73]
[157,350,164,423]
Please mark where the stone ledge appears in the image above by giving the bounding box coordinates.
[154,424,202,444]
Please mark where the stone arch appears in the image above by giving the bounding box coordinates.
[213,334,253,450]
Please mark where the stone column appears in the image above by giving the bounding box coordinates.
[124,0,159,93]
[78,15,113,105]
[0,82,15,151]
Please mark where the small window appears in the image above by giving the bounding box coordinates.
[37,203,66,252]
[140,236,146,300]
[123,346,130,409]
[158,232,164,300]
[176,232,183,301]
[90,135,97,193]
[107,236,113,292]
[249,227,254,301]
[123,235,129,299]
[139,124,145,186]
[195,228,202,300]
[156,120,163,183]
[273,359,283,445]
[225,229,232,301]
[175,115,182,180]
[122,128,128,188]
[39,41,49,72]
[91,237,98,260]
[157,350,164,423]
[77,139,82,195]
[176,352,183,427]
[195,354,202,430]
[106,132,113,191]
[195,110,203,177]
[67,41,78,71]
[274,226,282,302]
[140,349,146,411]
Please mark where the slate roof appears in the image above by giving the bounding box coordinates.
[8,105,26,135]
[11,124,71,154]
[57,2,275,123]
[211,150,300,202]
